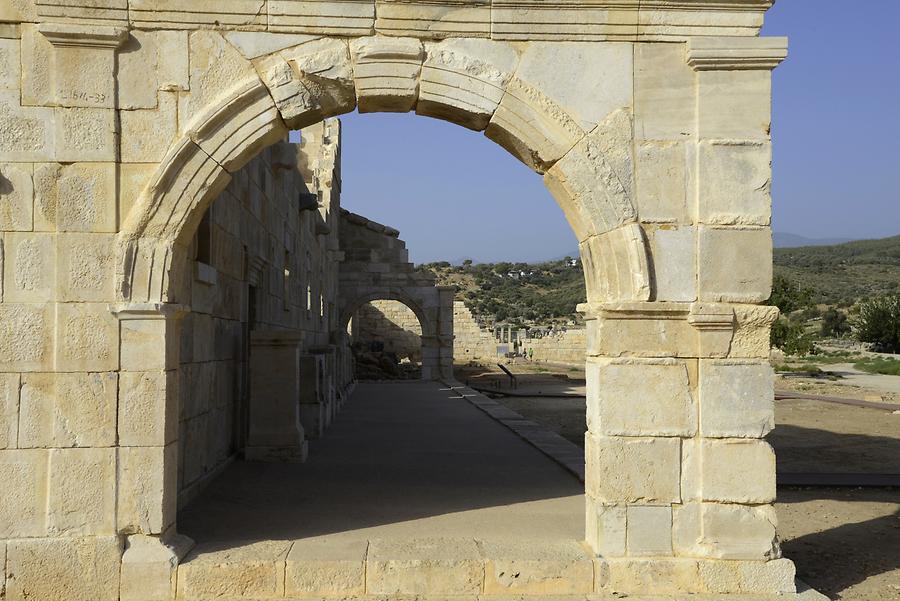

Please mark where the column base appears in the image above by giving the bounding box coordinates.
[120,533,195,601]
[245,441,309,462]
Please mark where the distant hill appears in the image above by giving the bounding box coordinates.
[774,232,855,248]
[774,235,900,305]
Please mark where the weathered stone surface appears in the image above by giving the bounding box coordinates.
[0,449,47,537]
[55,302,119,371]
[121,91,178,163]
[117,443,178,535]
[585,434,681,503]
[649,225,698,302]
[56,232,116,301]
[586,358,696,437]
[0,38,18,91]
[47,447,116,535]
[626,505,673,557]
[481,539,594,595]
[0,162,34,231]
[417,38,519,130]
[54,106,117,162]
[635,141,687,223]
[633,43,695,141]
[131,0,268,30]
[1,231,54,303]
[5,536,121,601]
[376,0,489,38]
[19,372,117,448]
[698,69,773,140]
[676,503,781,560]
[0,91,55,162]
[698,141,772,226]
[701,439,776,504]
[33,161,117,232]
[0,373,19,449]
[699,557,796,594]
[177,540,291,599]
[118,370,178,447]
[606,557,700,595]
[285,538,367,596]
[698,226,773,303]
[585,499,626,557]
[0,303,53,372]
[120,534,194,601]
[699,360,775,438]
[351,35,424,113]
[270,0,375,36]
[367,538,482,595]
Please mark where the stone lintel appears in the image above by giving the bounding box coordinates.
[250,330,305,347]
[38,22,128,48]
[686,36,789,71]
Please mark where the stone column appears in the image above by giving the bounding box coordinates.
[247,330,308,462]
[437,285,456,379]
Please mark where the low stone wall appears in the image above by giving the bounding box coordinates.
[524,329,587,365]
[453,301,498,362]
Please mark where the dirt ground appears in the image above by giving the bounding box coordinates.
[455,363,900,601]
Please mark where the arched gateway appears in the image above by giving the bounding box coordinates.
[0,1,807,599]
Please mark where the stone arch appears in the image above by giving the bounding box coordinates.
[339,289,434,337]
[115,35,651,307]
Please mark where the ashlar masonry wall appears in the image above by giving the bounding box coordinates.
[352,300,423,362]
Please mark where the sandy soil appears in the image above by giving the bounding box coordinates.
[455,364,900,600]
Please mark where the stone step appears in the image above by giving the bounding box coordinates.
[174,538,817,601]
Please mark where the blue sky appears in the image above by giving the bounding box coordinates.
[329,0,900,264]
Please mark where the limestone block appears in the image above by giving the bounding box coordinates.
[54,106,117,162]
[417,38,518,130]
[56,232,115,301]
[20,24,53,107]
[118,31,160,110]
[188,80,288,175]
[226,31,320,60]
[285,537,367,596]
[515,41,632,133]
[585,433,681,503]
[375,0,488,38]
[635,140,687,223]
[585,498,626,557]
[47,446,116,535]
[34,0,129,24]
[699,557,796,594]
[698,226,772,303]
[367,538,483,595]
[56,302,119,371]
[120,92,178,163]
[486,77,584,173]
[176,540,291,599]
[0,0,36,22]
[490,0,638,41]
[0,448,47,537]
[730,304,779,359]
[179,31,260,133]
[255,37,355,130]
[698,69,772,140]
[351,36,423,113]
[606,557,700,595]
[699,360,774,438]
[672,501,702,556]
[0,303,53,371]
[156,30,189,91]
[33,161,117,231]
[120,534,195,601]
[182,413,209,484]
[269,0,376,36]
[1,232,54,303]
[119,370,178,447]
[626,505,673,557]
[698,503,781,560]
[19,372,117,448]
[117,443,178,535]
[480,540,592,595]
[701,439,776,504]
[680,438,701,502]
[6,536,120,600]
[0,38,19,90]
[118,163,156,229]
[43,41,117,109]
[698,140,771,226]
[130,0,267,30]
[578,225,651,303]
[0,91,55,162]
[119,314,181,371]
[649,225,698,302]
[0,163,34,231]
[0,373,19,449]
[634,43,694,141]
[586,358,695,437]
[545,110,637,238]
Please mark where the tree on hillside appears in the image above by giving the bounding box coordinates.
[769,274,812,315]
[856,296,900,353]
[820,308,850,338]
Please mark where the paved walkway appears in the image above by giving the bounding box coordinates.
[179,381,584,543]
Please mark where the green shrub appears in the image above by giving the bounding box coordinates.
[820,308,850,338]
[771,318,815,356]
[856,296,900,353]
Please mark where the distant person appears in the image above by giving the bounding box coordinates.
[529,348,534,361]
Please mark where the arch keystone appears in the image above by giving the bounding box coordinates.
[350,36,425,113]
